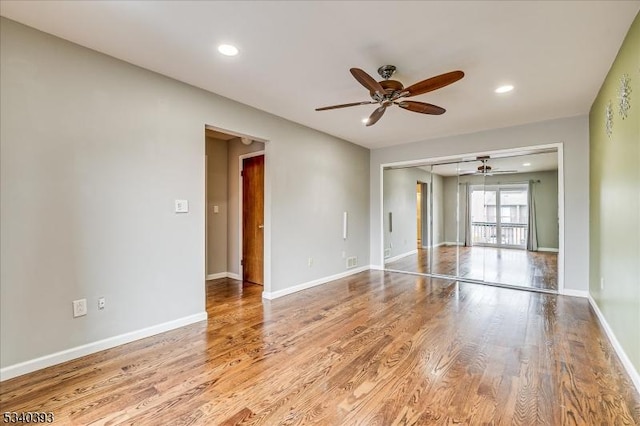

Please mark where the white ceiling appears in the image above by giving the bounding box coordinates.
[1,1,637,149]
[426,152,558,177]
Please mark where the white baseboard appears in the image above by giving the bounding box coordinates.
[206,272,241,281]
[560,288,589,298]
[0,312,208,382]
[206,272,227,280]
[538,247,560,253]
[385,249,417,264]
[370,264,384,271]
[588,296,640,393]
[262,265,370,300]
[443,241,464,246]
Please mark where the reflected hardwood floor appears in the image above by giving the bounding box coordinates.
[1,272,637,425]
[387,246,558,290]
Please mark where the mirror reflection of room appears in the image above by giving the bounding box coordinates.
[384,150,559,292]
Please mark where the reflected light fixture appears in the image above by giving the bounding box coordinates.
[495,85,514,94]
[218,44,239,56]
[361,118,370,124]
[523,162,531,167]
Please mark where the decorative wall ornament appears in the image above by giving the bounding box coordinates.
[605,100,613,138]
[618,73,631,119]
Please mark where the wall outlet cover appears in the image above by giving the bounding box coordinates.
[175,200,189,213]
[73,299,87,318]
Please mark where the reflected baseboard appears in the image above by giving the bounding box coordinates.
[384,249,417,264]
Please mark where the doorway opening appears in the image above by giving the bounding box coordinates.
[204,125,267,291]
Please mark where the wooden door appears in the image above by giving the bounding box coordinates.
[242,155,264,285]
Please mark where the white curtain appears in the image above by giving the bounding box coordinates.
[526,180,538,251]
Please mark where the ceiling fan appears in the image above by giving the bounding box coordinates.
[315,65,464,126]
[459,157,518,176]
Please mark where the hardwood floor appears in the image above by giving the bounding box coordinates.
[386,246,558,291]
[1,272,638,425]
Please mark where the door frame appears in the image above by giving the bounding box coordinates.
[239,150,265,282]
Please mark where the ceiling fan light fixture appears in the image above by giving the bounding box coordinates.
[217,44,239,56]
[523,162,531,166]
[495,85,514,94]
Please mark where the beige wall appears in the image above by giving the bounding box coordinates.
[205,137,228,275]
[589,12,639,372]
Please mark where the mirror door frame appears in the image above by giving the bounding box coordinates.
[380,143,564,294]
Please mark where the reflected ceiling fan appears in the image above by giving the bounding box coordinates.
[459,157,518,176]
[315,65,464,126]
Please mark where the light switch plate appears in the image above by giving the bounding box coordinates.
[175,200,189,213]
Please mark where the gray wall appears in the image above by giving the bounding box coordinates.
[206,137,228,275]
[370,116,589,293]
[382,168,444,259]
[442,170,559,249]
[0,18,370,369]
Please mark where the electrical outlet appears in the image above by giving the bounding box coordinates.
[98,297,105,310]
[600,277,605,290]
[73,299,87,318]
[342,251,346,259]
[308,257,313,267]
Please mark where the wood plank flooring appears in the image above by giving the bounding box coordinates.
[386,246,558,291]
[1,271,638,425]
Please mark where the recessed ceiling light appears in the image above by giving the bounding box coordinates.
[361,118,370,124]
[218,44,239,56]
[495,85,514,94]
[523,162,531,166]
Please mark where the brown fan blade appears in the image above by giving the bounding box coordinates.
[366,106,386,127]
[315,101,376,111]
[403,70,464,98]
[396,101,446,115]
[350,68,385,97]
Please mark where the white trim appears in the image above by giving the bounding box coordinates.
[206,272,242,281]
[557,143,565,294]
[588,296,640,392]
[206,272,227,280]
[538,247,559,253]
[385,249,417,264]
[0,312,208,382]
[560,289,588,298]
[238,150,265,283]
[442,241,464,246]
[370,264,384,271]
[262,266,370,300]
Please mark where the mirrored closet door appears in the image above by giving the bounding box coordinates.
[383,149,559,292]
